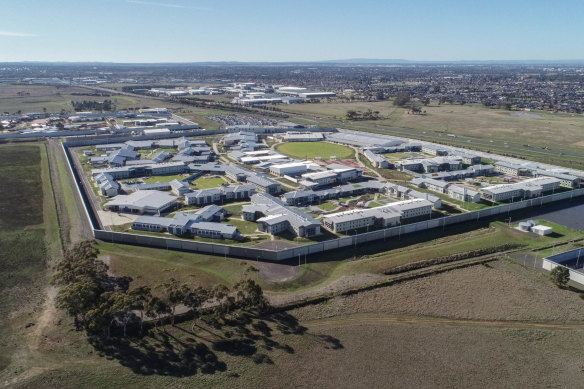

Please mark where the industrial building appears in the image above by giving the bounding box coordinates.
[326,130,403,148]
[282,132,324,142]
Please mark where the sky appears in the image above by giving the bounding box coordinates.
[1,0,583,62]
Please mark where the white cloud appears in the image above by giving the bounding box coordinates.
[0,31,36,37]
[126,0,209,10]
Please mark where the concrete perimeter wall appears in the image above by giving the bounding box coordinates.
[94,189,584,261]
[543,248,584,286]
[61,134,584,262]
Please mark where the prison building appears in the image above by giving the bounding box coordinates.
[494,161,531,176]
[363,149,390,168]
[533,169,580,188]
[132,206,238,239]
[242,193,321,237]
[422,145,449,156]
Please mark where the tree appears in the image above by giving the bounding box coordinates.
[147,296,170,331]
[56,275,102,329]
[211,285,235,319]
[393,93,410,107]
[184,286,209,331]
[110,292,135,338]
[158,278,190,326]
[128,286,152,335]
[53,240,106,286]
[550,266,570,288]
[86,291,117,337]
[234,279,268,312]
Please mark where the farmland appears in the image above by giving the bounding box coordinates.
[275,141,354,160]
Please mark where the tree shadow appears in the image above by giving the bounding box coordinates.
[86,309,343,376]
[88,335,227,377]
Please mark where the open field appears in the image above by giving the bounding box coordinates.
[0,84,185,114]
[0,142,60,381]
[280,101,399,119]
[11,256,584,389]
[279,101,584,150]
[275,141,354,160]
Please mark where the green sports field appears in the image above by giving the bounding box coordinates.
[275,142,354,160]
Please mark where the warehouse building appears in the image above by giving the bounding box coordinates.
[326,131,403,148]
[282,132,324,142]
[269,162,308,176]
[105,190,177,214]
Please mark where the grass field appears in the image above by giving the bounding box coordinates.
[0,84,186,114]
[221,217,258,235]
[0,142,59,379]
[191,176,227,189]
[317,201,338,211]
[275,142,354,160]
[143,174,188,184]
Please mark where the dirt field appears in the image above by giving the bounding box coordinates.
[252,320,584,389]
[289,260,584,323]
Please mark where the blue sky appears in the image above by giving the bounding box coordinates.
[1,0,583,62]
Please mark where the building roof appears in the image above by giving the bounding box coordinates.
[106,190,177,210]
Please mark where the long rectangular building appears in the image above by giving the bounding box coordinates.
[322,199,433,233]
[480,177,561,202]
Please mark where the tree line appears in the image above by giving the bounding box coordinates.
[71,99,115,112]
[53,240,268,338]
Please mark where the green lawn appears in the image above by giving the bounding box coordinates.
[276,142,354,160]
[223,203,245,213]
[143,174,187,184]
[191,176,226,189]
[222,217,258,234]
[317,201,338,211]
